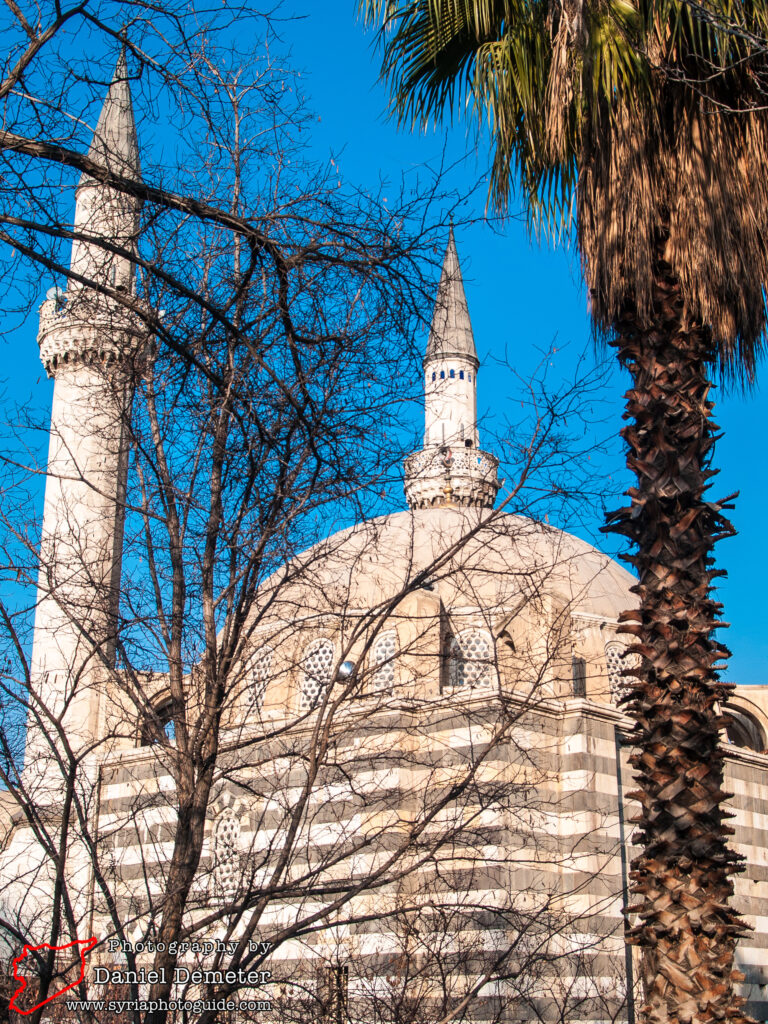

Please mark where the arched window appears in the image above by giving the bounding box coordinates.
[447,630,493,689]
[725,708,766,752]
[300,638,334,709]
[371,631,397,692]
[246,646,273,707]
[213,810,240,897]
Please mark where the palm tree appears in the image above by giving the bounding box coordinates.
[359,2,768,1022]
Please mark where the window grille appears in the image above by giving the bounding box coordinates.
[214,811,240,897]
[447,630,493,689]
[371,631,397,692]
[300,639,334,709]
[246,646,273,707]
[605,641,639,698]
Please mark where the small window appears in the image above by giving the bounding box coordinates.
[300,638,334,709]
[446,635,461,688]
[432,372,436,381]
[213,810,241,897]
[440,370,445,379]
[572,657,587,698]
[725,708,766,752]
[459,370,464,380]
[450,368,455,378]
[321,963,348,1024]
[468,373,472,381]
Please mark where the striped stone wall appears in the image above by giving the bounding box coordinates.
[90,691,768,1023]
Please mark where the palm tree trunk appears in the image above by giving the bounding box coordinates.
[606,244,753,1024]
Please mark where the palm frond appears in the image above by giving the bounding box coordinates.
[361,0,768,378]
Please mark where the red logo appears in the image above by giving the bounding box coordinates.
[9,937,97,1014]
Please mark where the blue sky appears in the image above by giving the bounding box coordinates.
[4,3,766,687]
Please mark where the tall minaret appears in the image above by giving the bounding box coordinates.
[25,50,143,781]
[404,229,500,509]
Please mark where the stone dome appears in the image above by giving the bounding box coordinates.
[235,507,636,718]
[261,507,636,623]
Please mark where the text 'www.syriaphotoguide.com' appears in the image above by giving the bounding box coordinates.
[65,997,272,1013]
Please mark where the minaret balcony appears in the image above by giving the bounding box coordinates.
[37,292,148,376]
[404,446,500,509]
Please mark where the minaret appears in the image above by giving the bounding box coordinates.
[25,50,144,780]
[404,229,500,509]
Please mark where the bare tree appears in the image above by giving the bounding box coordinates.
[0,7,639,1024]
[0,408,634,1024]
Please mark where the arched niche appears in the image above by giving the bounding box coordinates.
[139,695,176,746]
[725,698,768,754]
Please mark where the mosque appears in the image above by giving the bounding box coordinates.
[1,53,767,1024]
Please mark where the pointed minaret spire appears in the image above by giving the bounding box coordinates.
[404,229,500,510]
[85,44,141,179]
[426,227,478,366]
[69,45,142,295]
[423,231,479,450]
